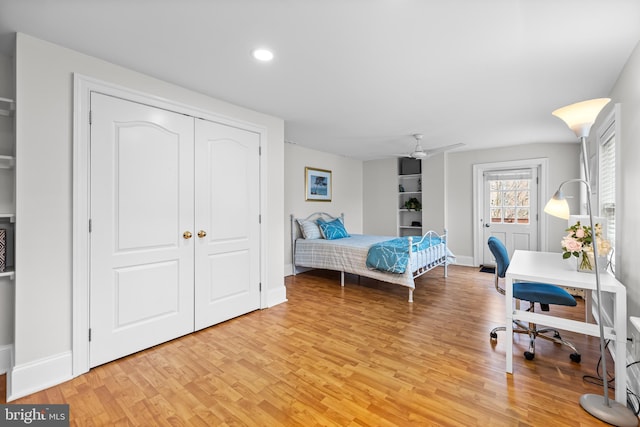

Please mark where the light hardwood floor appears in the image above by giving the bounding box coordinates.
[1,265,631,426]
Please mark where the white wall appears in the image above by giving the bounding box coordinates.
[362,155,448,239]
[284,143,363,274]
[609,40,640,334]
[12,33,284,396]
[421,153,446,233]
[362,158,396,236]
[362,145,579,265]
[427,143,580,263]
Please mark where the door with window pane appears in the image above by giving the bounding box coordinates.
[482,168,538,265]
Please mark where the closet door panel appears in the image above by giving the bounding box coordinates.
[116,126,180,250]
[194,119,261,330]
[89,93,195,367]
[206,251,250,300]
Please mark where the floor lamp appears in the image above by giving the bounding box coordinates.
[544,98,637,426]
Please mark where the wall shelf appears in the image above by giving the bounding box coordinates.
[0,214,15,222]
[0,269,14,280]
[0,97,15,117]
[0,155,15,169]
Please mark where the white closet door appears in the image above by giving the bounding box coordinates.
[89,93,195,367]
[194,119,261,330]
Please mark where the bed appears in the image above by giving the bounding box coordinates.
[290,212,454,302]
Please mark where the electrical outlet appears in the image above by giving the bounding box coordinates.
[630,316,640,361]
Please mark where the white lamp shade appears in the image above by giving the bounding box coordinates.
[552,98,611,138]
[544,194,570,220]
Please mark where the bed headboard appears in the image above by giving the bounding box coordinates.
[290,212,344,273]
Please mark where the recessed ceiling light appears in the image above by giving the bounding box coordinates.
[252,48,274,62]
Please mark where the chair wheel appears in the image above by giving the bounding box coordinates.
[553,331,561,339]
[490,331,498,340]
[524,351,535,360]
[570,353,581,363]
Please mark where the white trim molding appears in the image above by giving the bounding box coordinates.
[7,351,72,402]
[472,158,549,266]
[265,286,288,308]
[0,344,13,375]
[72,74,273,377]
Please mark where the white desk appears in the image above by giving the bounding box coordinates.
[505,250,627,404]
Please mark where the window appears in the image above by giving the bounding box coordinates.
[486,169,532,224]
[599,124,616,260]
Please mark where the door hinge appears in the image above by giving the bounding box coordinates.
[89,219,92,232]
[259,214,261,224]
[259,146,262,156]
[89,110,92,125]
[259,282,262,291]
[536,177,539,184]
[89,328,92,342]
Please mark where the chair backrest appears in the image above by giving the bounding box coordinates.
[487,236,510,279]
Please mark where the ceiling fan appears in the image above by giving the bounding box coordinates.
[398,133,465,159]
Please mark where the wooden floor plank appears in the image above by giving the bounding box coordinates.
[1,265,630,425]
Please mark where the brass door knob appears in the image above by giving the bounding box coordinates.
[198,230,207,238]
[183,231,193,239]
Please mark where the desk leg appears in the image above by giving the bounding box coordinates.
[584,291,589,323]
[614,288,627,405]
[506,276,513,374]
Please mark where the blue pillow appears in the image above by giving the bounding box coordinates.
[317,218,350,240]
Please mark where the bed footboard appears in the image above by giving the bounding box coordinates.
[409,228,449,283]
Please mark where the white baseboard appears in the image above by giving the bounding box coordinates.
[453,255,474,267]
[266,285,287,307]
[7,351,73,402]
[0,344,13,375]
[284,263,294,277]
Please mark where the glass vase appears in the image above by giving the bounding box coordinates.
[577,251,607,274]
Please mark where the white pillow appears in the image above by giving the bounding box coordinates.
[297,219,322,239]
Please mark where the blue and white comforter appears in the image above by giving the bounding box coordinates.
[365,236,443,274]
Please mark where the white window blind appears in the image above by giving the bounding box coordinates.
[599,131,615,255]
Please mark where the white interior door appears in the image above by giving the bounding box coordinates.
[89,93,195,367]
[194,119,261,330]
[482,167,538,265]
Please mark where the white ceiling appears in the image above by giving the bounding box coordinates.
[0,0,639,160]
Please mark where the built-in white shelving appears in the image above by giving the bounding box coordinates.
[397,158,422,237]
[0,96,15,281]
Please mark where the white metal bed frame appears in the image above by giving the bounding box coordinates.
[290,212,449,302]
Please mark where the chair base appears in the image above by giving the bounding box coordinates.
[490,321,581,363]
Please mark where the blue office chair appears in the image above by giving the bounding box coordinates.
[487,236,581,363]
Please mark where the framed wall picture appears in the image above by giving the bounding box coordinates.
[305,167,332,201]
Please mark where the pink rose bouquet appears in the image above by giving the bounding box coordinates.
[562,221,610,271]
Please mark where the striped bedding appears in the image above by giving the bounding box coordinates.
[294,234,433,289]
